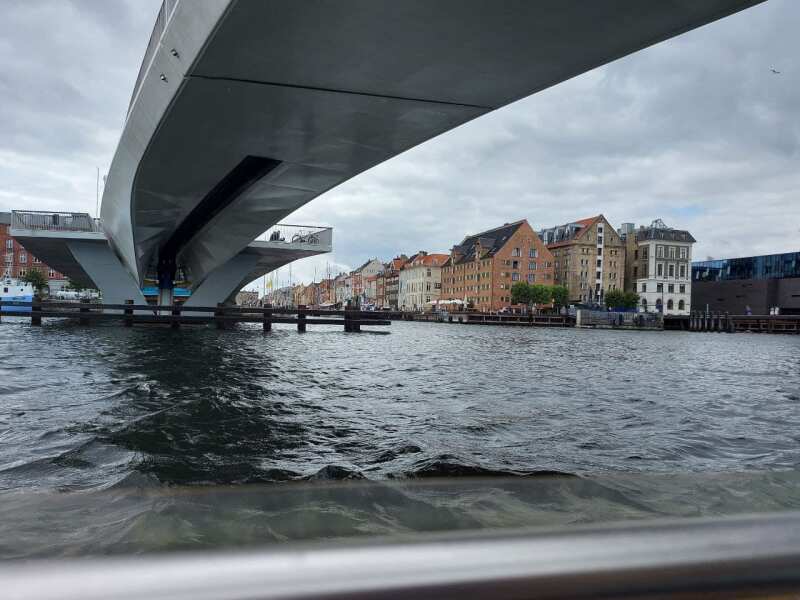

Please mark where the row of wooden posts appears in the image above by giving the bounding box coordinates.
[689,310,800,334]
[0,299,389,332]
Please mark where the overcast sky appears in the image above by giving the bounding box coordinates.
[1,1,797,288]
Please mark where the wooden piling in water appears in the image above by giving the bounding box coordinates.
[124,299,134,327]
[31,297,42,326]
[171,304,181,330]
[215,303,225,330]
[79,305,90,326]
[263,305,272,332]
[297,305,307,333]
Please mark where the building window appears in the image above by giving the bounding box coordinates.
[667,299,674,310]
[680,247,687,259]
[668,284,674,293]
[18,268,26,277]
[641,298,648,309]
[20,252,27,263]
[657,263,663,277]
[596,259,601,268]
[512,260,519,269]
[679,264,686,278]
[528,261,537,270]
[678,299,685,310]
[641,283,647,293]
[633,266,638,278]
[511,273,520,281]
[656,246,664,258]
[641,247,648,259]
[33,257,41,263]
[668,246,676,259]
[527,274,535,283]
[529,248,538,258]
[679,284,686,294]
[512,248,521,257]
[5,239,12,250]
[657,283,663,293]
[668,264,675,277]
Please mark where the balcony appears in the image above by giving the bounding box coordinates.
[257,224,333,252]
[11,210,102,233]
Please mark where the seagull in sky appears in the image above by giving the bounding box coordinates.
[770,67,781,74]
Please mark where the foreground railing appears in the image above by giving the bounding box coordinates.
[260,224,332,247]
[11,210,101,233]
[2,511,799,599]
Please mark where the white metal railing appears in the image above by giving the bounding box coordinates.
[2,511,799,599]
[11,211,101,233]
[260,224,332,246]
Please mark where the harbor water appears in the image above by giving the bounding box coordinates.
[1,319,799,557]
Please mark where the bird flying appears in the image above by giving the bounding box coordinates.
[770,68,781,74]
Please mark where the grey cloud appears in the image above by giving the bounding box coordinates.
[0,1,796,285]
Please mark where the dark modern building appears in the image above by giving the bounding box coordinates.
[692,252,800,315]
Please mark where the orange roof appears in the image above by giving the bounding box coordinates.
[405,253,449,268]
[545,215,604,249]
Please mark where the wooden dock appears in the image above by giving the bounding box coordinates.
[0,300,390,332]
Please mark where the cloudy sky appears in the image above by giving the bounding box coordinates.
[1,1,797,288]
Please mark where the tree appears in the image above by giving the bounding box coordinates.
[604,288,625,309]
[530,284,552,307]
[66,277,84,292]
[551,285,569,309]
[510,281,530,306]
[21,267,48,294]
[622,291,640,309]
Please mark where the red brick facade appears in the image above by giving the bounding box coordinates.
[1,216,67,286]
[440,219,554,312]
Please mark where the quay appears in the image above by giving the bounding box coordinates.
[0,300,390,333]
[685,311,800,334]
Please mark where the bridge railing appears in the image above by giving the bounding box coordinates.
[11,211,102,233]
[259,224,332,248]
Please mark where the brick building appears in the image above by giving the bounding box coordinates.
[1,211,68,291]
[383,255,407,309]
[538,215,625,305]
[440,219,554,312]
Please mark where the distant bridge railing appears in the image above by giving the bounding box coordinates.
[260,224,332,247]
[11,211,102,233]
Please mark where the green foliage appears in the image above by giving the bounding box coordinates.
[511,282,567,308]
[551,285,569,308]
[604,288,626,308]
[21,267,48,294]
[510,281,530,306]
[622,291,640,309]
[605,289,640,309]
[66,277,84,292]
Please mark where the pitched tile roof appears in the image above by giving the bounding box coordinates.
[451,220,526,265]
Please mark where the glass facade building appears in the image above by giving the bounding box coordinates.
[693,252,800,282]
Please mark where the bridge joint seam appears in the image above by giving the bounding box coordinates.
[188,74,493,110]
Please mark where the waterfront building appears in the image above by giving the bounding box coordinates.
[334,273,348,305]
[692,251,800,315]
[618,219,695,315]
[1,211,68,292]
[268,285,293,307]
[235,290,259,306]
[441,219,554,312]
[538,215,625,305]
[398,251,448,311]
[383,255,407,310]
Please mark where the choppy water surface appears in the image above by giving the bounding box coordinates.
[0,319,799,557]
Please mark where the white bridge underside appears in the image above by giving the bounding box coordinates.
[101,0,763,290]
